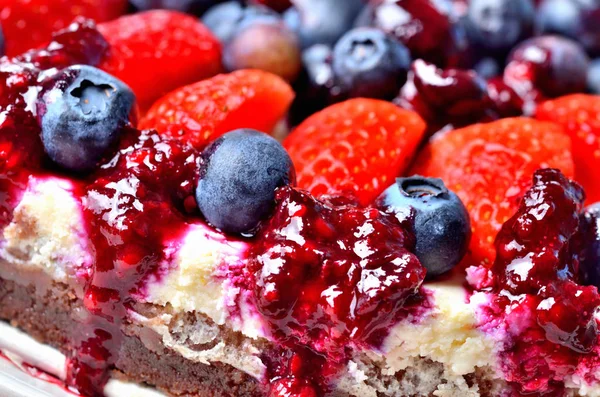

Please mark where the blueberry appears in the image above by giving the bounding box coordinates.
[202,1,278,43]
[376,176,471,278]
[38,65,135,173]
[588,59,600,94]
[283,0,364,49]
[332,27,411,100]
[535,0,600,56]
[130,0,236,15]
[196,129,296,235]
[579,203,600,288]
[466,0,534,55]
[535,0,579,38]
[224,18,301,81]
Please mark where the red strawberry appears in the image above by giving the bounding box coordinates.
[0,0,126,57]
[411,118,575,267]
[98,10,222,112]
[139,69,294,150]
[535,94,600,204]
[284,98,426,206]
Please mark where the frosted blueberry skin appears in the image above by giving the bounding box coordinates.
[377,176,471,278]
[196,129,296,235]
[38,65,135,173]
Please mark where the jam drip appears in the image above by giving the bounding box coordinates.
[470,169,600,395]
[251,187,427,396]
[71,131,199,395]
[0,18,108,228]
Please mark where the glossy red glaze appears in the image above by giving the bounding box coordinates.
[471,169,600,395]
[250,187,427,395]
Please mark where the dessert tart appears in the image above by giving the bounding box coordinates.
[1,1,600,397]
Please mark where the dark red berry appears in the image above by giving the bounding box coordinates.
[504,35,590,103]
[394,59,493,134]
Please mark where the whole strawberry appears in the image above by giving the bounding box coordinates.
[284,98,426,205]
[98,10,222,111]
[412,118,575,267]
[0,0,127,57]
[139,69,294,150]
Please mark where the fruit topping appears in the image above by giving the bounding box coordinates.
[288,44,337,125]
[202,1,278,43]
[377,176,471,278]
[283,0,364,49]
[486,77,524,118]
[196,129,296,235]
[284,98,426,206]
[493,169,584,295]
[74,131,200,394]
[0,0,126,57]
[332,27,411,100]
[580,203,600,288]
[394,59,492,134]
[535,94,600,203]
[37,65,136,172]
[504,35,590,105]
[535,0,600,56]
[139,69,294,150]
[470,169,600,395]
[223,15,301,81]
[356,0,464,68]
[98,10,222,110]
[0,19,109,228]
[588,59,600,94]
[412,118,575,267]
[465,0,534,56]
[251,186,427,394]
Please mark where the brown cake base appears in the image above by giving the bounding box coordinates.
[0,277,267,397]
[0,273,509,397]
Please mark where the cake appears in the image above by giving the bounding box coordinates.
[1,1,600,397]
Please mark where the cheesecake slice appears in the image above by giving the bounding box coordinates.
[1,18,600,397]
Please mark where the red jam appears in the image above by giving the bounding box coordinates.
[250,187,427,395]
[0,20,201,396]
[469,169,600,395]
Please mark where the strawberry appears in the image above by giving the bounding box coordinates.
[98,10,222,112]
[411,118,575,267]
[284,98,426,206]
[0,0,126,57]
[139,69,294,150]
[535,94,600,204]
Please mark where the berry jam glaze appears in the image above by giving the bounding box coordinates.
[71,131,200,394]
[467,169,600,395]
[0,19,201,396]
[250,187,428,396]
[0,18,108,229]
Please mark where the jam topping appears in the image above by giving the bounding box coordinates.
[470,169,600,395]
[0,19,109,229]
[250,187,427,395]
[71,132,199,394]
[0,19,201,395]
